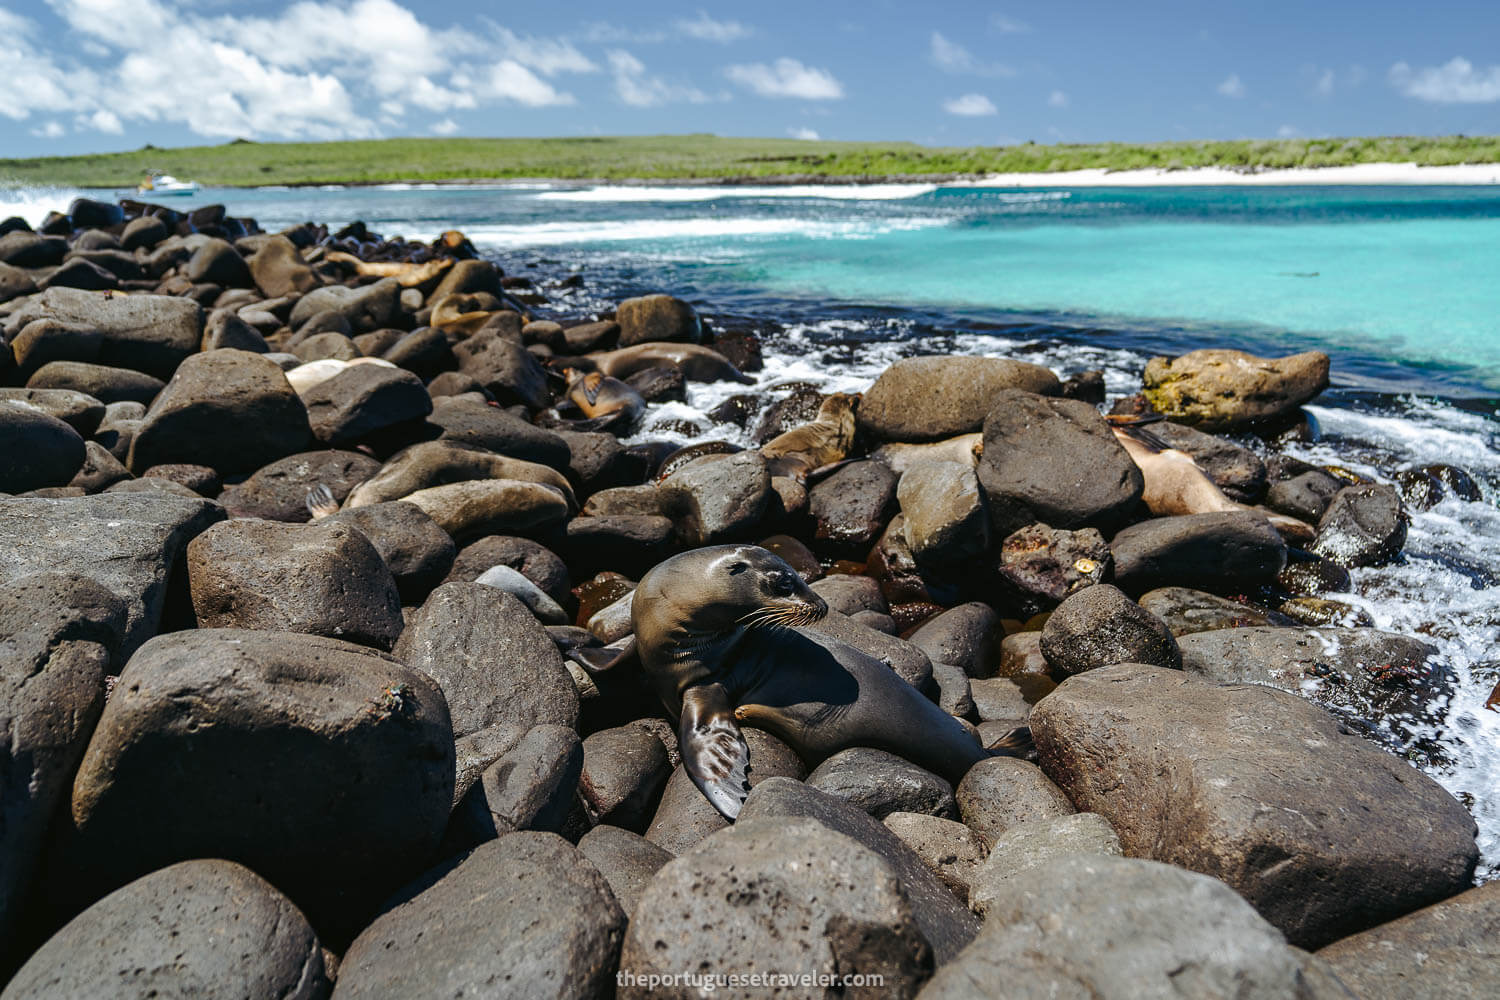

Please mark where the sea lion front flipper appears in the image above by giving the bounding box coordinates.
[679,683,750,820]
[580,371,605,406]
[986,725,1038,762]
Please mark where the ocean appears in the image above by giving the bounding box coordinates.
[6,179,1500,875]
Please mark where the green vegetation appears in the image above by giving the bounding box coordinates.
[3,133,1499,188]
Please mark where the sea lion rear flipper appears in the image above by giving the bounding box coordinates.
[305,484,338,519]
[679,683,750,820]
[986,725,1037,761]
[566,635,638,675]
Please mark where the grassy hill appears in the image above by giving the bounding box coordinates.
[3,133,1498,188]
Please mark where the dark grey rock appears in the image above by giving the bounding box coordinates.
[0,574,125,944]
[978,390,1143,538]
[0,386,105,436]
[0,493,223,657]
[301,363,432,447]
[1138,586,1293,635]
[4,287,201,379]
[428,396,571,468]
[3,860,328,1000]
[217,449,381,522]
[1317,880,1500,1000]
[993,522,1111,616]
[1040,583,1182,676]
[1110,511,1288,594]
[577,724,671,831]
[897,461,989,567]
[1150,420,1269,503]
[289,278,399,334]
[809,459,897,555]
[1311,483,1408,568]
[882,812,989,905]
[576,825,675,915]
[857,356,1062,442]
[69,441,132,493]
[186,518,404,649]
[806,610,935,692]
[620,816,933,998]
[966,813,1122,914]
[561,515,676,578]
[807,748,957,820]
[955,757,1074,844]
[453,327,551,409]
[921,854,1354,1000]
[393,582,578,739]
[444,535,571,610]
[615,293,700,347]
[1032,663,1479,948]
[450,725,583,845]
[10,319,102,378]
[183,237,253,288]
[61,629,454,943]
[127,349,312,473]
[657,451,770,546]
[249,234,319,298]
[810,574,889,617]
[907,603,1002,680]
[0,402,85,493]
[739,777,980,965]
[1267,469,1344,523]
[27,360,164,405]
[1177,626,1450,738]
[323,501,456,603]
[335,833,623,1000]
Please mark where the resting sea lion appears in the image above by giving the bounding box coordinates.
[547,368,645,432]
[1109,416,1313,542]
[631,544,1031,819]
[559,344,754,384]
[871,433,983,475]
[284,357,396,397]
[323,251,453,288]
[759,393,859,482]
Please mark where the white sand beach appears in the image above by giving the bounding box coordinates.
[958,161,1500,187]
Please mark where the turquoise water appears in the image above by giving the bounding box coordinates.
[13,180,1496,391]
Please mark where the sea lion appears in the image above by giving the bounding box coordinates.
[284,357,397,397]
[631,544,1031,819]
[1109,416,1313,542]
[871,433,983,475]
[546,368,645,432]
[558,344,754,384]
[429,293,497,336]
[759,392,859,482]
[324,251,453,288]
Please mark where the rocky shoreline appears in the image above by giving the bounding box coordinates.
[1,196,1496,999]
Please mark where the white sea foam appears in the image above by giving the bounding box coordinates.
[951,161,1500,188]
[534,183,939,202]
[0,185,91,226]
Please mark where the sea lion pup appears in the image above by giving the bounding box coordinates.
[547,368,645,432]
[558,343,755,384]
[631,544,1032,819]
[1108,416,1313,541]
[323,251,453,288]
[871,433,983,475]
[759,392,860,482]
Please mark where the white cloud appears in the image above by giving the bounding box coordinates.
[1048,90,1068,108]
[1217,73,1246,98]
[30,121,66,138]
[726,58,844,99]
[1278,124,1300,138]
[1315,68,1335,96]
[1390,57,1500,103]
[607,49,712,107]
[78,109,123,133]
[943,93,998,116]
[675,11,752,43]
[474,61,575,107]
[6,1,594,142]
[930,31,1016,77]
[990,13,1030,33]
[430,118,459,136]
[788,126,820,140]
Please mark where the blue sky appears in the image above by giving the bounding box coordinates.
[2,0,1497,157]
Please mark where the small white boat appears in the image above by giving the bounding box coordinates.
[137,171,200,197]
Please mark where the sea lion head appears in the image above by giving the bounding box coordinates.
[634,544,827,639]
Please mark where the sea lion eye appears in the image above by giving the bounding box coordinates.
[728,562,749,575]
[769,572,795,596]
